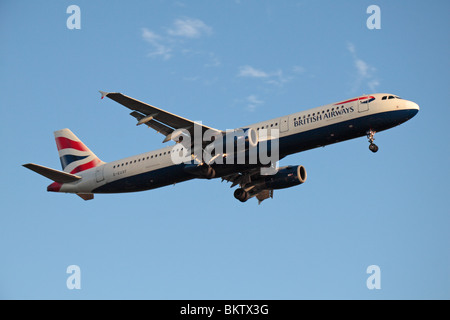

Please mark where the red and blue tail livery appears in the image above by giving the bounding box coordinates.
[54,129,103,174]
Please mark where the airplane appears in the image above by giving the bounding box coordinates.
[23,92,419,203]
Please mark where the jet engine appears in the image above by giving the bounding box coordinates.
[233,165,307,203]
[251,165,307,190]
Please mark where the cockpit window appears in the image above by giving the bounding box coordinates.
[395,96,401,99]
[382,96,387,100]
[388,96,395,99]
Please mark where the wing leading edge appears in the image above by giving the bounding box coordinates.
[100,91,223,143]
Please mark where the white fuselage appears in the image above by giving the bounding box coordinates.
[59,93,419,194]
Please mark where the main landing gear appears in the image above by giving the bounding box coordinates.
[367,129,379,153]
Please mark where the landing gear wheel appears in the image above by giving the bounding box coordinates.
[369,143,379,153]
[366,129,378,153]
[234,188,249,202]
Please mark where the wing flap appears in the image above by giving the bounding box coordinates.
[23,163,82,183]
[255,189,274,205]
[130,111,174,136]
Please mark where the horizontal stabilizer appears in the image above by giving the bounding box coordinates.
[23,163,82,183]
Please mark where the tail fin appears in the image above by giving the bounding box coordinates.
[54,129,104,174]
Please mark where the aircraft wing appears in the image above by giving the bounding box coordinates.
[100,91,223,143]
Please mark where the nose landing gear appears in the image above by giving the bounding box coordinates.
[367,129,379,153]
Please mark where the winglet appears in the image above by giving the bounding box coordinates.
[99,90,109,99]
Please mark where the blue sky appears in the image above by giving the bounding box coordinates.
[1,0,449,299]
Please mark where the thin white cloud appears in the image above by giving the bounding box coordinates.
[266,69,291,86]
[292,65,306,74]
[142,28,159,42]
[142,18,213,61]
[368,79,380,92]
[182,49,221,67]
[167,18,212,38]
[141,28,172,60]
[246,94,264,112]
[238,65,292,86]
[347,42,379,93]
[347,42,356,54]
[204,53,221,67]
[183,76,200,82]
[355,59,371,78]
[238,65,269,78]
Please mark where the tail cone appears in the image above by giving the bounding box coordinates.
[47,182,62,192]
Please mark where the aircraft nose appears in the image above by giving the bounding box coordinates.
[405,100,419,118]
[410,101,420,111]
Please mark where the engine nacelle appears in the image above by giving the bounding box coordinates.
[257,165,307,190]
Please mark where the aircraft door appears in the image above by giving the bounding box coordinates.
[280,117,289,133]
[358,97,369,113]
[95,166,104,182]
